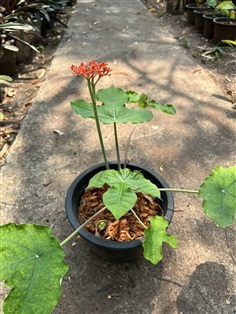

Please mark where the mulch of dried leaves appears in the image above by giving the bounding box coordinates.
[78,185,164,242]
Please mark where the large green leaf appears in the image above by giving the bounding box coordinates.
[198,166,236,227]
[206,0,217,7]
[125,90,140,103]
[0,23,32,31]
[147,100,176,115]
[96,86,153,124]
[87,169,161,219]
[71,88,153,124]
[96,85,129,107]
[143,216,178,265]
[126,90,176,115]
[216,0,236,16]
[96,105,153,124]
[0,223,68,314]
[71,86,176,125]
[103,186,138,219]
[71,99,94,119]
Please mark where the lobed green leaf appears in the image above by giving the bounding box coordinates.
[143,216,178,265]
[198,166,236,227]
[96,105,153,124]
[96,86,153,124]
[147,100,176,115]
[71,99,94,119]
[96,85,129,107]
[125,90,140,103]
[87,169,161,219]
[0,223,68,314]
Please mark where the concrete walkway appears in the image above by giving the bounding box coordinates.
[1,0,235,313]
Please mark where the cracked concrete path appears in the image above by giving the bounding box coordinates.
[1,0,235,313]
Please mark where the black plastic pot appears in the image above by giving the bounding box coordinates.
[186,4,209,25]
[186,0,197,4]
[0,48,16,75]
[203,13,222,38]
[65,162,174,263]
[194,8,211,31]
[213,17,236,44]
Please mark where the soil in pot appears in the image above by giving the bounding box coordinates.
[213,18,236,44]
[78,185,164,242]
[65,162,174,263]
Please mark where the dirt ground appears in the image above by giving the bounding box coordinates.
[0,0,235,167]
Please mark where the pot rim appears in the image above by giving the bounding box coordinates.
[213,17,236,25]
[186,3,209,9]
[193,8,210,14]
[203,13,223,19]
[65,161,174,250]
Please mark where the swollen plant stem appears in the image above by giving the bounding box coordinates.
[131,208,147,230]
[60,206,106,247]
[159,188,198,194]
[113,122,121,170]
[124,125,137,168]
[87,80,109,170]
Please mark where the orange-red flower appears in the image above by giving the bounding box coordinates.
[71,61,111,80]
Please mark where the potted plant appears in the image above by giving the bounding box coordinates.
[0,20,39,70]
[194,0,217,31]
[203,10,223,38]
[0,61,235,314]
[186,0,210,25]
[213,0,236,44]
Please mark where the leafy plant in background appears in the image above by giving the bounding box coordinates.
[0,0,69,48]
[0,74,12,103]
[213,0,236,21]
[0,61,235,314]
[0,74,12,85]
[0,21,39,53]
[206,0,217,10]
[199,45,225,60]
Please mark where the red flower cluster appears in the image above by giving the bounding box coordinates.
[71,61,111,80]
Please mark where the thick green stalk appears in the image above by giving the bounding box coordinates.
[124,126,137,169]
[113,122,121,170]
[60,206,106,247]
[87,80,109,169]
[159,188,199,194]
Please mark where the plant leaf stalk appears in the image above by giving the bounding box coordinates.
[87,79,109,169]
[60,206,106,247]
[113,122,121,170]
[159,188,199,194]
[124,125,137,168]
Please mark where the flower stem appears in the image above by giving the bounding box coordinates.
[124,125,137,168]
[60,206,106,247]
[87,80,109,169]
[113,122,121,170]
[159,188,199,194]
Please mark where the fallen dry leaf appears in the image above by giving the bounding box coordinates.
[53,129,64,136]
[6,89,16,98]
[31,79,41,85]
[0,143,9,158]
